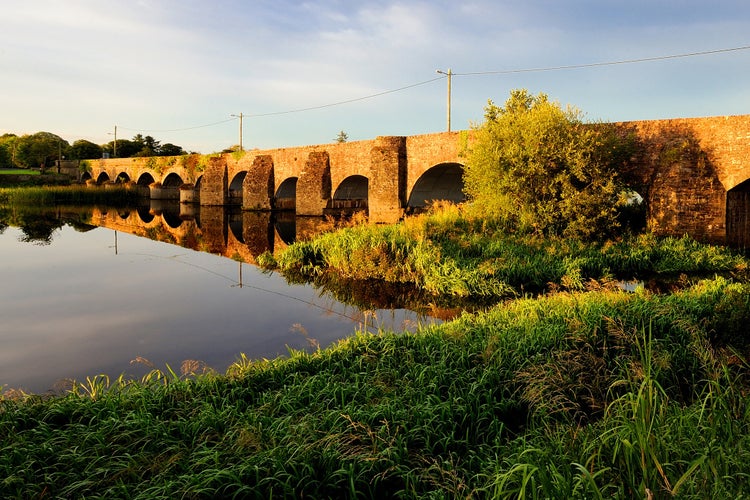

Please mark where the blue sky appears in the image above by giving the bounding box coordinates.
[1,0,749,153]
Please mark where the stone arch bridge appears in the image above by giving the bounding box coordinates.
[77,115,750,244]
[81,132,465,224]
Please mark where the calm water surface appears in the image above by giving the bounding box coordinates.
[0,206,437,393]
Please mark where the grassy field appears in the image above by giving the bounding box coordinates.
[0,168,39,175]
[0,185,141,205]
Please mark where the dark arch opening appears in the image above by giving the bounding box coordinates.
[618,188,647,234]
[229,172,247,205]
[162,173,184,188]
[96,172,111,184]
[137,173,155,187]
[328,175,368,214]
[407,163,465,209]
[115,172,130,183]
[727,178,750,249]
[80,172,92,182]
[275,177,297,210]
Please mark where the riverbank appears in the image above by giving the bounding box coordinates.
[0,185,142,206]
[261,202,748,301]
[2,204,750,498]
[2,276,749,497]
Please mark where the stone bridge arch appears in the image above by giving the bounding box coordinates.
[407,162,465,209]
[330,174,369,212]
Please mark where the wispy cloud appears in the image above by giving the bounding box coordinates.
[2,0,749,152]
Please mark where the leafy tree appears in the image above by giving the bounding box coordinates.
[103,139,138,158]
[0,134,18,166]
[0,143,10,167]
[13,132,69,169]
[463,89,634,240]
[132,134,160,157]
[158,143,185,156]
[70,139,103,160]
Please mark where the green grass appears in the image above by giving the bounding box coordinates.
[2,277,749,498]
[0,185,142,206]
[263,204,748,301]
[0,168,40,175]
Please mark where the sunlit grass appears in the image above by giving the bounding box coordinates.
[0,185,142,205]
[0,168,40,176]
[263,203,748,301]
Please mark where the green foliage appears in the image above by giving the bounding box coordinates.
[69,139,102,160]
[11,131,69,169]
[0,185,142,207]
[0,143,10,167]
[463,89,635,240]
[270,204,748,301]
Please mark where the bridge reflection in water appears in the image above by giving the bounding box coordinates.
[90,201,310,266]
[83,200,465,316]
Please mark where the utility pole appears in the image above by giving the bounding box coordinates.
[231,113,244,151]
[436,68,452,132]
[108,125,118,157]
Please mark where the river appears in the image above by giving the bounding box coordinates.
[0,202,441,394]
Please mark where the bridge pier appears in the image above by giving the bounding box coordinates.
[243,155,274,210]
[369,136,406,223]
[200,157,228,206]
[296,151,331,216]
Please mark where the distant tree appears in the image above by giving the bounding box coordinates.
[0,143,10,167]
[0,134,18,166]
[103,139,138,158]
[463,89,634,240]
[335,130,348,143]
[101,135,185,158]
[70,139,103,160]
[157,143,185,156]
[14,132,69,169]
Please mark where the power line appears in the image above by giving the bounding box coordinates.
[453,44,750,76]
[114,44,750,133]
[117,118,236,134]
[245,76,444,118]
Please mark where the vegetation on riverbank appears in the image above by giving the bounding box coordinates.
[2,276,749,498]
[0,185,142,206]
[261,203,748,301]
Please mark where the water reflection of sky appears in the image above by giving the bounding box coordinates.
[0,225,431,394]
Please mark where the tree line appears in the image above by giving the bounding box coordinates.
[0,132,187,169]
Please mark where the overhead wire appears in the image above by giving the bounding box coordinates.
[452,44,750,76]
[114,44,750,133]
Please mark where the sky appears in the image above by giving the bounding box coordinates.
[1,0,749,154]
